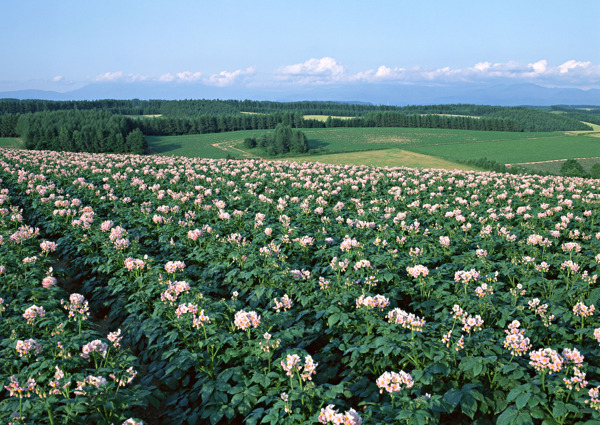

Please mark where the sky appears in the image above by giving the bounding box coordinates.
[2,0,599,95]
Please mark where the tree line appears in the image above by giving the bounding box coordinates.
[243,124,309,156]
[13,110,146,154]
[0,99,593,131]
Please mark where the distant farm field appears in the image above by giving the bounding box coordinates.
[146,127,600,168]
[0,137,23,148]
[303,115,354,121]
[284,149,482,171]
[407,133,600,163]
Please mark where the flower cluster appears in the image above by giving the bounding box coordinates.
[164,260,185,273]
[356,294,390,310]
[124,257,146,271]
[529,348,563,374]
[318,404,362,425]
[376,370,414,394]
[15,339,42,357]
[454,269,481,284]
[280,353,317,381]
[81,340,108,360]
[503,321,531,356]
[573,302,595,317]
[386,308,426,331]
[160,280,191,304]
[62,293,90,320]
[273,294,293,312]
[234,310,261,330]
[22,304,45,324]
[406,264,429,279]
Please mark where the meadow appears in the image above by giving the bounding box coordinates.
[0,137,23,148]
[147,127,600,171]
[1,147,600,425]
[284,149,481,171]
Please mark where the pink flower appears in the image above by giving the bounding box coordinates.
[376,370,414,394]
[406,265,429,279]
[234,310,261,330]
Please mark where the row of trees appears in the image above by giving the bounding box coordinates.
[0,99,593,132]
[243,124,309,155]
[14,110,146,154]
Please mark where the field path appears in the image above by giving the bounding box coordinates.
[211,140,259,158]
[507,156,600,166]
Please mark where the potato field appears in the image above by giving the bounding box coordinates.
[1,148,600,425]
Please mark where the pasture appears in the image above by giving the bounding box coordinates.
[0,137,23,148]
[284,148,481,171]
[147,127,600,170]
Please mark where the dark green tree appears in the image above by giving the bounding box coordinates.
[561,159,586,177]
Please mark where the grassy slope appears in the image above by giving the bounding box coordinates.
[146,127,600,169]
[284,149,482,171]
[406,133,600,164]
[0,138,24,148]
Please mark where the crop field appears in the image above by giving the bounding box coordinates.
[302,115,354,121]
[407,133,600,164]
[147,133,262,158]
[0,137,23,148]
[511,157,600,175]
[284,149,481,171]
[147,127,600,170]
[1,147,600,425]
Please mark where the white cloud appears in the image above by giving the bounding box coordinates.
[204,67,255,87]
[277,57,346,84]
[52,75,64,83]
[529,60,547,74]
[558,60,591,74]
[94,71,124,82]
[348,59,600,88]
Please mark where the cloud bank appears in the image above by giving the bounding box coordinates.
[39,58,600,93]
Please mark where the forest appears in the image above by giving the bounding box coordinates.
[0,99,594,154]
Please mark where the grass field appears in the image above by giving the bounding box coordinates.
[406,133,600,164]
[510,157,600,175]
[147,132,262,158]
[146,127,600,169]
[284,149,482,171]
[0,137,23,148]
[303,115,354,121]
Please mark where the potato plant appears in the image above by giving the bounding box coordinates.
[1,148,599,425]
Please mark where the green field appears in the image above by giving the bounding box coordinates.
[284,149,482,171]
[146,127,600,169]
[0,137,23,148]
[147,132,263,158]
[406,133,600,163]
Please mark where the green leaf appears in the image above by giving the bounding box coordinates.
[497,406,518,425]
[552,401,567,418]
[506,388,522,403]
[472,361,483,377]
[443,388,463,408]
[516,392,531,410]
[460,394,477,419]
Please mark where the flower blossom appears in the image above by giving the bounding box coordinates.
[406,265,429,279]
[376,370,414,394]
[386,308,426,331]
[318,404,362,425]
[529,348,563,374]
[234,310,261,330]
[356,294,390,310]
[23,305,45,324]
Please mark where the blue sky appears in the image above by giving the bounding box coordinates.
[2,0,599,93]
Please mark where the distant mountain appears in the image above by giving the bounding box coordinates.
[1,82,598,106]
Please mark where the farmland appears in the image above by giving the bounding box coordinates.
[0,137,23,148]
[147,127,600,171]
[1,147,600,424]
[284,149,481,171]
